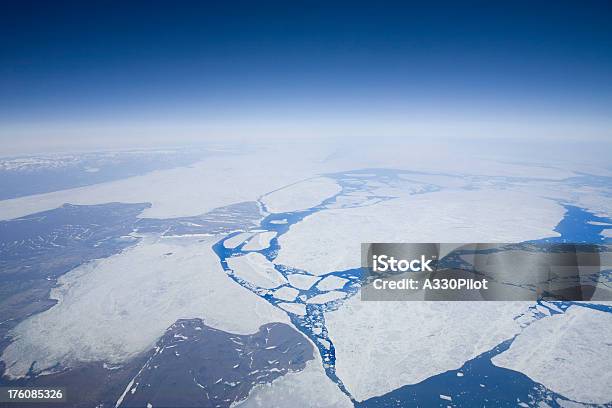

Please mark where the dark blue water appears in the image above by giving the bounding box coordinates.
[211,169,612,407]
[548,204,611,244]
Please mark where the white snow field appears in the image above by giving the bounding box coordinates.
[275,188,565,275]
[238,350,353,408]
[226,252,288,289]
[0,235,289,379]
[261,176,341,213]
[242,231,277,251]
[325,297,530,401]
[492,306,612,404]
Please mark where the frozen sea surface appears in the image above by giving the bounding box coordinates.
[1,160,611,407]
[214,168,612,407]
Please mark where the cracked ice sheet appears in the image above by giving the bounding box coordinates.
[492,306,612,404]
[227,252,288,289]
[261,176,341,213]
[325,296,530,401]
[1,235,289,379]
[275,188,565,275]
[237,349,353,408]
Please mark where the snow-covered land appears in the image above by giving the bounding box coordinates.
[227,252,288,289]
[261,177,341,213]
[492,306,612,404]
[325,296,529,401]
[1,235,289,378]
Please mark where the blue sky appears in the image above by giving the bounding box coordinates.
[1,1,611,151]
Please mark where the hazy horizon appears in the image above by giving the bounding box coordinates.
[1,1,612,154]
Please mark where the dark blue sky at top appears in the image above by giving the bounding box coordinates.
[1,0,611,126]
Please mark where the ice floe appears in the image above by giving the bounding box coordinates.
[492,306,612,404]
[316,275,349,291]
[275,189,565,275]
[224,232,254,249]
[286,273,320,290]
[227,253,288,289]
[269,219,288,225]
[242,231,277,251]
[272,287,299,302]
[276,303,307,316]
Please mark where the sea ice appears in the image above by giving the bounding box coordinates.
[272,287,300,302]
[306,291,346,305]
[275,189,565,275]
[492,306,612,404]
[242,231,277,251]
[261,177,341,213]
[227,253,288,289]
[269,219,288,225]
[0,147,341,221]
[224,232,254,249]
[277,303,306,316]
[316,275,349,291]
[325,295,529,401]
[286,273,320,290]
